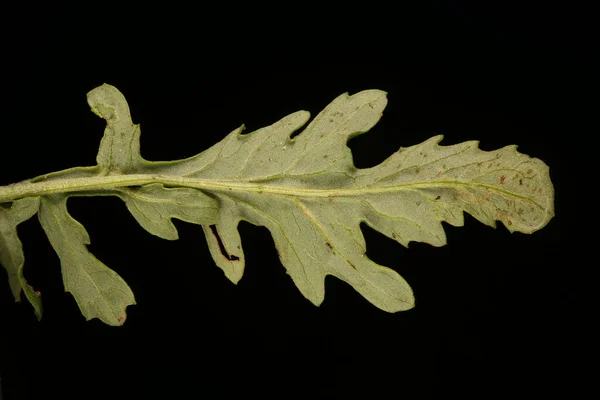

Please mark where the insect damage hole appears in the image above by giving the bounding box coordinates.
[209,225,240,261]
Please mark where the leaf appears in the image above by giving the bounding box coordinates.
[115,184,219,240]
[135,88,553,311]
[38,195,135,326]
[201,200,245,284]
[87,83,142,173]
[0,197,42,319]
[0,84,554,324]
[155,90,420,309]
[87,84,219,238]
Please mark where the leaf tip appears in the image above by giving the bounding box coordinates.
[224,268,244,285]
[398,297,416,312]
[235,124,246,136]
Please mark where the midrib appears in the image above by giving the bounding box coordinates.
[0,173,539,207]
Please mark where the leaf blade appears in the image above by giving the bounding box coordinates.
[80,85,554,316]
[38,195,135,326]
[201,197,245,284]
[87,83,142,173]
[354,135,554,238]
[0,197,43,319]
[117,183,219,240]
[143,90,552,311]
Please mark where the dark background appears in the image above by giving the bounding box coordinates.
[0,2,587,399]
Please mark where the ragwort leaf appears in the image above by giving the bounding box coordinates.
[115,184,219,240]
[133,88,553,311]
[0,84,554,324]
[38,195,135,326]
[0,197,42,319]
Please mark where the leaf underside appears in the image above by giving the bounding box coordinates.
[0,84,554,324]
[0,197,42,319]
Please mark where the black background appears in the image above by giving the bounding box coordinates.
[0,2,587,399]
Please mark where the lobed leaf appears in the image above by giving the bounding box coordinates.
[0,84,554,324]
[0,197,42,319]
[87,83,142,173]
[87,85,554,314]
[38,195,135,326]
[115,184,219,240]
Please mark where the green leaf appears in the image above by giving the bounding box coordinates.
[87,83,143,173]
[115,183,219,240]
[38,195,135,326]
[143,89,553,311]
[201,199,245,284]
[0,197,42,319]
[0,84,554,324]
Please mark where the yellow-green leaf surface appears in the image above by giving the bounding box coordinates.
[38,195,135,326]
[116,184,219,240]
[0,197,42,319]
[0,84,554,324]
[144,88,554,311]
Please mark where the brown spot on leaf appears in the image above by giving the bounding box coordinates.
[325,242,332,249]
[117,315,126,324]
[435,195,441,200]
[519,179,523,185]
[34,291,41,296]
[507,220,513,226]
[392,232,397,239]
[499,175,506,184]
